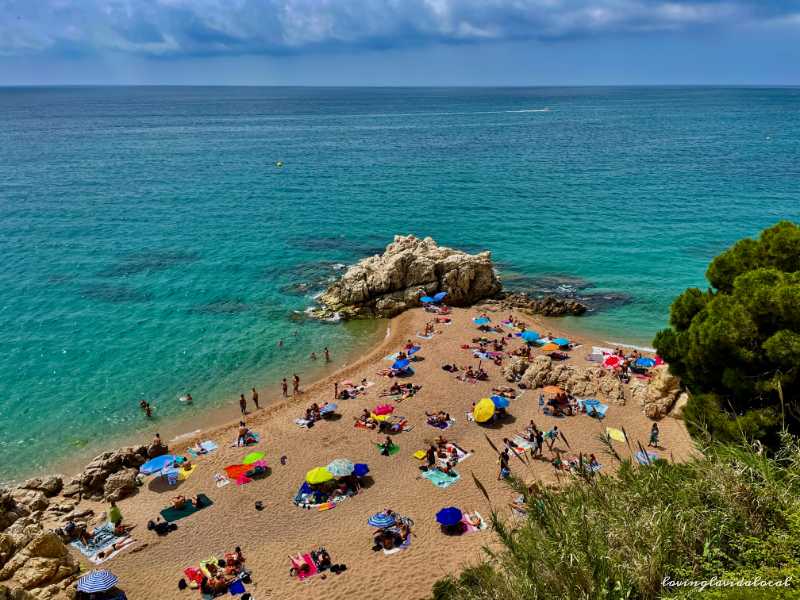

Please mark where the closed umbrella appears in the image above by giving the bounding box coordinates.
[490,395,510,409]
[420,296,435,303]
[77,570,118,593]
[374,404,395,416]
[519,331,540,342]
[243,452,265,465]
[327,459,355,477]
[139,454,176,475]
[473,398,495,423]
[436,507,463,526]
[305,467,334,485]
[553,337,570,346]
[635,357,656,368]
[433,292,448,302]
[392,358,410,370]
[368,512,396,528]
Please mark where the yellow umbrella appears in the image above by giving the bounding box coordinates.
[540,343,560,352]
[473,398,495,423]
[371,412,388,422]
[305,467,334,485]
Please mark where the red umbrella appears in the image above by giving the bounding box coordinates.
[374,404,395,416]
[603,355,623,369]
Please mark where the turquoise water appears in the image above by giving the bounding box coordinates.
[1,86,798,480]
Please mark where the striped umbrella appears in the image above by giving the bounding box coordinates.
[368,512,396,528]
[77,570,118,593]
[327,459,355,477]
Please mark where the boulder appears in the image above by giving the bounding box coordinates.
[502,356,530,382]
[516,356,626,405]
[102,469,138,501]
[19,479,62,500]
[635,367,682,419]
[0,584,38,600]
[315,235,502,318]
[0,529,77,592]
[66,446,148,500]
[671,392,690,418]
[493,292,588,317]
[8,492,47,516]
[0,493,29,533]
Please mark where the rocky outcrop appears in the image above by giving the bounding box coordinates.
[630,367,684,419]
[0,526,78,595]
[515,356,626,405]
[62,446,147,501]
[17,481,60,502]
[489,292,588,317]
[315,235,502,318]
[0,584,38,600]
[102,469,138,502]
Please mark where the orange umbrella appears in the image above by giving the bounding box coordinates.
[540,343,560,352]
[542,385,563,395]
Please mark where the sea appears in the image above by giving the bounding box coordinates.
[1,86,798,482]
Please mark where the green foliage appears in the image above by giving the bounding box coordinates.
[654,221,800,444]
[430,436,800,600]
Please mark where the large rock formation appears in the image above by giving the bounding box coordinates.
[315,235,502,318]
[513,356,626,405]
[630,367,684,419]
[0,524,78,597]
[488,292,588,317]
[62,446,147,501]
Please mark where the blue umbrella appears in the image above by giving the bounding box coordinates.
[635,357,656,368]
[519,331,540,342]
[436,507,463,526]
[76,570,118,593]
[420,296,435,303]
[368,512,396,528]
[407,346,421,356]
[553,337,570,347]
[319,403,337,414]
[473,317,490,326]
[392,358,410,370]
[490,395,510,408]
[433,292,448,302]
[139,454,176,475]
[353,463,370,477]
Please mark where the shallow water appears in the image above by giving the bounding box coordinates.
[1,86,798,480]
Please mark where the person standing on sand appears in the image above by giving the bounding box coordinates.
[281,378,288,397]
[649,423,659,447]
[239,394,247,415]
[498,449,510,480]
[534,430,544,458]
[108,500,122,528]
[334,382,339,400]
[293,374,300,395]
[251,387,259,410]
[324,347,331,362]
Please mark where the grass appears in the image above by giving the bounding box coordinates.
[431,434,800,600]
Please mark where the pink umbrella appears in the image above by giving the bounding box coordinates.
[603,355,623,369]
[374,404,395,416]
[654,356,665,366]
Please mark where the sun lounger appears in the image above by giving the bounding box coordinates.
[422,468,460,488]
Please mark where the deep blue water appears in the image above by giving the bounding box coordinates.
[1,86,798,480]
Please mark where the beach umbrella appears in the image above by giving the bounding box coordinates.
[603,355,623,369]
[542,386,563,395]
[139,454,176,475]
[436,507,463,526]
[353,463,369,477]
[392,358,410,370]
[540,343,560,352]
[243,451,265,465]
[553,337,570,347]
[327,458,355,477]
[519,331,540,342]
[407,346,420,356]
[319,403,337,414]
[420,296,435,303]
[305,467,334,485]
[370,412,389,422]
[473,398,495,423]
[635,357,656,368]
[490,395,510,409]
[76,570,118,593]
[433,291,448,302]
[654,355,665,366]
[473,317,490,326]
[374,404,395,416]
[368,512,396,528]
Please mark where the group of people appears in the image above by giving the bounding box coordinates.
[302,401,333,424]
[424,436,461,476]
[380,381,421,400]
[197,547,249,598]
[236,421,258,447]
[372,509,412,551]
[425,411,452,428]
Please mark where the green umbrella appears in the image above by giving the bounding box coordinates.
[243,451,265,465]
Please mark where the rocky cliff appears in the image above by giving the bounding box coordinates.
[315,235,502,318]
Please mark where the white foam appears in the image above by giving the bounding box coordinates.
[505,108,551,113]
[604,341,657,353]
[170,429,202,442]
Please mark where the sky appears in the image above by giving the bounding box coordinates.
[1,0,799,86]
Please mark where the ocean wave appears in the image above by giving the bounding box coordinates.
[604,341,657,353]
[505,108,551,113]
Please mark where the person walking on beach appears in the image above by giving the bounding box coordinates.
[498,449,510,480]
[293,374,300,395]
[534,429,544,458]
[251,387,260,410]
[281,378,288,397]
[324,347,331,362]
[239,394,247,415]
[546,426,559,451]
[648,423,660,448]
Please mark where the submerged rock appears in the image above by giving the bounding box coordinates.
[490,291,588,316]
[314,235,502,318]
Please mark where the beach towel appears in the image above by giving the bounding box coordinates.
[417,333,434,340]
[376,443,400,456]
[89,537,137,565]
[229,579,246,595]
[224,464,252,480]
[413,450,426,460]
[511,435,535,451]
[384,352,400,361]
[294,419,311,428]
[213,473,231,488]
[426,419,455,430]
[179,464,196,481]
[159,494,213,522]
[461,511,487,534]
[294,553,319,581]
[383,536,411,555]
[606,427,627,443]
[422,469,460,488]
[70,523,126,562]
[199,556,220,578]
[443,442,471,463]
[188,440,219,458]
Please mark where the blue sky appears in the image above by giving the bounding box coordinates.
[1,0,799,85]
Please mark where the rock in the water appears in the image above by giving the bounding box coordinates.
[492,291,588,317]
[315,235,502,318]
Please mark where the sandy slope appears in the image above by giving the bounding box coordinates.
[81,306,694,600]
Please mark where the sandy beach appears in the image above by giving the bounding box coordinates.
[61,306,694,600]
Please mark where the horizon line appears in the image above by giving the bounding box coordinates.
[1,83,799,89]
